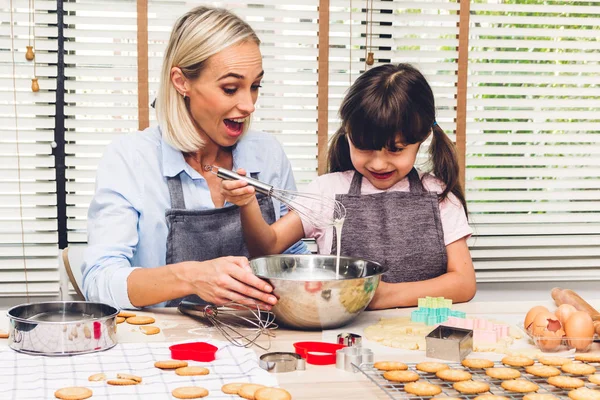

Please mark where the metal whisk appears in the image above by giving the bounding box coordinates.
[178,300,278,351]
[208,166,346,228]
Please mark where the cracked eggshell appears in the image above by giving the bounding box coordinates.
[531,311,565,351]
[524,305,549,333]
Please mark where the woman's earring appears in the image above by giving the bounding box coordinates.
[182,92,187,100]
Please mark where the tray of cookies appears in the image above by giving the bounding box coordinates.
[356,354,600,399]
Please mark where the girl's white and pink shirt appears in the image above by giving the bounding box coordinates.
[300,170,473,254]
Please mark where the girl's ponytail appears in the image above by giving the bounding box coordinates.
[328,126,354,173]
[429,124,468,216]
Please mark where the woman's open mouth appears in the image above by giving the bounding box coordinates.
[369,171,394,180]
[224,118,246,138]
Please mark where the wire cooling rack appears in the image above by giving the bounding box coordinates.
[354,360,600,399]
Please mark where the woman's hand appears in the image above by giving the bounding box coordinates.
[220,168,257,207]
[180,256,277,309]
[367,281,392,310]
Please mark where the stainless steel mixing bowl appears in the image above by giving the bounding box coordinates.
[250,254,387,330]
[7,301,119,356]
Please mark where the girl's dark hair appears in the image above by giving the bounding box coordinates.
[328,63,467,215]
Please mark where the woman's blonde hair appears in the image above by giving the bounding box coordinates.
[155,6,260,152]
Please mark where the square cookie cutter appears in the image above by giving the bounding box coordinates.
[425,325,473,362]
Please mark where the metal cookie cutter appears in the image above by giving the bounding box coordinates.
[337,332,362,347]
[259,352,306,373]
[426,325,473,362]
[336,346,373,372]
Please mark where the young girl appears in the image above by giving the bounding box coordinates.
[222,63,476,309]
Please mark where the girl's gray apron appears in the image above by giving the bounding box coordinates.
[164,173,276,306]
[332,168,447,283]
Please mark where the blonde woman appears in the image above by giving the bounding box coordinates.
[83,6,307,309]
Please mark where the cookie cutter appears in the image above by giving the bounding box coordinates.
[293,341,345,365]
[170,342,217,362]
[259,352,306,373]
[337,332,362,347]
[336,346,373,372]
[425,325,473,362]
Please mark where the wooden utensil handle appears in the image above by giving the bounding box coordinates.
[551,287,600,321]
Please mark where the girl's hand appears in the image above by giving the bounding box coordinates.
[220,168,258,207]
[181,256,277,309]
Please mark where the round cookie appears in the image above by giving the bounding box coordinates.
[87,373,106,382]
[523,395,560,400]
[255,387,292,400]
[568,387,600,400]
[502,355,535,367]
[562,362,597,376]
[239,384,267,400]
[154,360,188,369]
[433,398,463,400]
[107,379,138,386]
[116,316,126,324]
[222,383,246,395]
[117,311,136,318]
[416,362,449,373]
[373,361,408,371]
[436,368,472,382]
[538,356,572,366]
[54,387,93,400]
[175,366,210,376]
[382,370,420,383]
[525,365,561,378]
[501,379,539,393]
[462,358,495,369]
[172,386,209,399]
[575,354,600,363]
[139,326,160,335]
[474,396,510,400]
[126,316,155,325]
[116,373,142,383]
[486,367,521,380]
[453,380,490,394]
[547,375,585,389]
[589,374,600,385]
[404,381,442,396]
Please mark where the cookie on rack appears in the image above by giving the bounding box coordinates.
[589,374,600,385]
[436,368,472,382]
[538,356,572,366]
[575,354,600,363]
[547,375,585,389]
[453,380,490,394]
[416,362,449,373]
[501,355,535,367]
[562,362,597,376]
[462,358,494,369]
[500,379,539,393]
[382,370,419,383]
[373,361,408,371]
[525,365,561,378]
[473,396,510,400]
[568,387,600,400]
[485,367,521,380]
[404,381,442,397]
[523,394,560,400]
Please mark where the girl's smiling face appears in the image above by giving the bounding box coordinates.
[348,135,422,190]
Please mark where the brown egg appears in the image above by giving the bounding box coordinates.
[555,304,577,325]
[525,305,549,333]
[531,311,565,351]
[564,311,595,351]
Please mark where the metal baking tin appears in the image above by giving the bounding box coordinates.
[7,301,119,356]
[336,346,373,372]
[425,325,473,362]
[337,332,362,347]
[259,352,306,373]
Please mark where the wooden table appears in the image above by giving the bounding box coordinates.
[2,298,598,399]
[128,299,600,400]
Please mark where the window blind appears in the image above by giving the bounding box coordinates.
[466,1,600,282]
[328,0,460,168]
[0,0,59,296]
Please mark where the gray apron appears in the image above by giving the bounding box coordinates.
[164,173,276,306]
[332,169,447,283]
